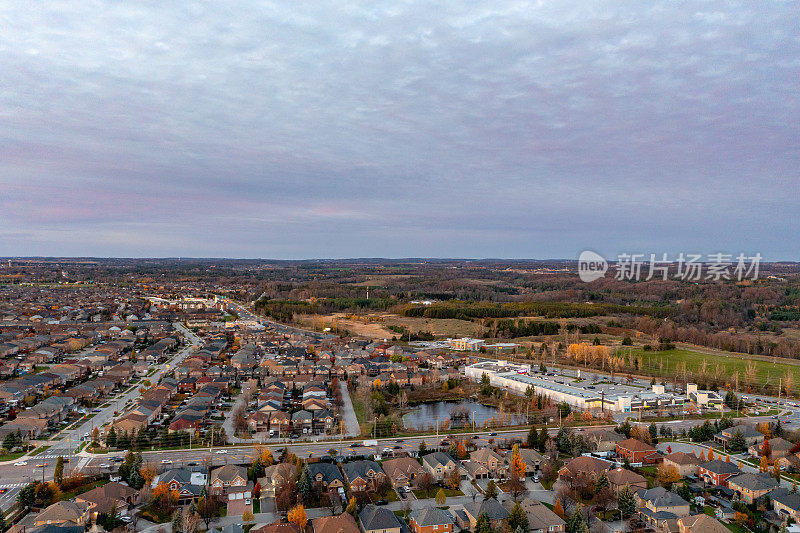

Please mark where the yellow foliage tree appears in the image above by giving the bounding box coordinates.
[657,464,681,486]
[553,499,565,519]
[510,444,527,479]
[707,448,715,461]
[760,456,769,473]
[288,505,307,530]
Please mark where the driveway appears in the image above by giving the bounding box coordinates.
[339,382,360,437]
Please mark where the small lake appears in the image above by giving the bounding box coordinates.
[402,399,526,430]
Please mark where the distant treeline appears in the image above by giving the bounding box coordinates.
[401,300,674,320]
[488,319,560,338]
[254,296,396,321]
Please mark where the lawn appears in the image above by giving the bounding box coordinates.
[412,487,464,499]
[625,347,800,389]
[0,451,26,461]
[29,446,51,456]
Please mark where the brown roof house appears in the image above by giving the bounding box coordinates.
[75,481,140,519]
[258,463,298,498]
[210,464,248,496]
[615,438,659,465]
[558,456,612,482]
[606,467,647,495]
[677,514,730,533]
[34,501,91,527]
[662,451,701,477]
[312,513,360,533]
[504,498,564,533]
[381,455,426,488]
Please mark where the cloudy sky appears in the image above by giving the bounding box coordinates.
[1,1,798,259]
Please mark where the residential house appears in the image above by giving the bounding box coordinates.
[459,498,509,531]
[505,499,564,533]
[251,522,301,533]
[616,438,659,465]
[676,514,730,533]
[727,473,778,504]
[698,460,741,488]
[749,437,794,460]
[772,488,800,522]
[409,507,454,533]
[422,452,458,482]
[635,486,690,531]
[662,452,701,477]
[259,463,298,498]
[312,511,360,533]
[210,465,248,496]
[307,462,344,490]
[153,467,207,501]
[75,481,140,519]
[470,448,507,479]
[381,456,426,488]
[359,505,402,533]
[34,501,91,527]
[557,456,612,482]
[606,467,647,495]
[714,425,764,447]
[341,460,387,492]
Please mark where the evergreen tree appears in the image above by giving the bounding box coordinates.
[298,466,312,501]
[106,427,117,449]
[595,472,609,494]
[484,480,498,501]
[648,423,658,442]
[537,427,549,453]
[507,502,529,532]
[54,456,64,485]
[728,430,746,453]
[618,485,636,518]
[527,426,538,448]
[566,507,587,533]
[475,513,492,533]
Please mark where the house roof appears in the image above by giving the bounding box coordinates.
[313,513,360,533]
[211,464,247,483]
[664,451,700,465]
[727,473,779,492]
[341,460,382,483]
[464,498,509,521]
[37,501,90,524]
[676,514,729,533]
[636,486,689,508]
[559,455,612,477]
[422,452,456,469]
[360,504,402,531]
[772,488,800,512]
[307,462,343,483]
[606,467,647,487]
[506,499,565,530]
[381,456,425,479]
[700,459,741,475]
[410,507,454,527]
[617,438,657,453]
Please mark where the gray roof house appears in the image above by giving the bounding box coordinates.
[360,504,402,533]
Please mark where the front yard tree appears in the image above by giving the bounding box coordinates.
[507,502,529,533]
[54,457,64,484]
[617,486,636,519]
[288,505,308,530]
[435,488,447,505]
[298,466,312,502]
[447,469,461,490]
[484,480,498,501]
[475,513,492,533]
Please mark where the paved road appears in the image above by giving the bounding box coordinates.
[0,323,201,511]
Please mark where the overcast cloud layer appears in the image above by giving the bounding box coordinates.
[1,1,798,259]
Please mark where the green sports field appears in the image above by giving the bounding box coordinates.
[619,347,800,392]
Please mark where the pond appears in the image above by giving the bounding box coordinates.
[402,399,526,430]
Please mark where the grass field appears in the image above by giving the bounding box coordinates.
[622,347,800,390]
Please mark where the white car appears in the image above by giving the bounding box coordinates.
[14,461,27,466]
[99,463,111,468]
[215,449,228,454]
[161,459,173,464]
